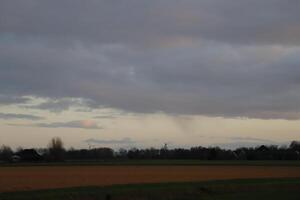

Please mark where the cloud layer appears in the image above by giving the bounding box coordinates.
[1,1,300,119]
[33,120,101,130]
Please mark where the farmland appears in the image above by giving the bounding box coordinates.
[0,165,300,192]
[0,178,300,200]
[1,160,300,167]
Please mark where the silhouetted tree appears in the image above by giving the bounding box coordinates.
[65,147,114,160]
[48,137,65,162]
[290,141,300,151]
[1,139,300,162]
[0,145,13,162]
[117,148,128,159]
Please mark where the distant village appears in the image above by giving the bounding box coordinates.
[0,138,300,163]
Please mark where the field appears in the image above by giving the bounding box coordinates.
[0,165,300,192]
[1,160,300,167]
[0,178,300,200]
[1,162,300,199]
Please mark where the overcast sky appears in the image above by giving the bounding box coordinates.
[0,0,300,149]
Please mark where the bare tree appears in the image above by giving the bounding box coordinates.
[48,137,65,162]
[0,145,13,162]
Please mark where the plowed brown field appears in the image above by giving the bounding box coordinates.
[0,166,300,192]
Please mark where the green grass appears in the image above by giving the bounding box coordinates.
[1,178,300,200]
[1,159,300,167]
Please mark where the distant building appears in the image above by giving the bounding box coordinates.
[17,149,43,162]
[11,155,21,162]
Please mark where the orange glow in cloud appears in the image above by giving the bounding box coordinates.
[81,120,97,128]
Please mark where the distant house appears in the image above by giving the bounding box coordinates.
[296,151,300,160]
[257,145,269,152]
[233,149,246,160]
[17,149,43,162]
[11,155,21,162]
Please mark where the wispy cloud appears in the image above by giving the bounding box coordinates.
[0,113,44,120]
[0,95,30,105]
[85,137,135,145]
[33,120,102,129]
[93,115,117,119]
[214,136,282,149]
[26,98,93,113]
[228,137,275,144]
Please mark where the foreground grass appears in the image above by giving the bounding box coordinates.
[0,178,300,200]
[1,160,300,167]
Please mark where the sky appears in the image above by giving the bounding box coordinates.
[0,0,300,150]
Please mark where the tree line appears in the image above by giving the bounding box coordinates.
[0,138,300,162]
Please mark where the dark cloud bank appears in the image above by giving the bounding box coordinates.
[1,0,300,119]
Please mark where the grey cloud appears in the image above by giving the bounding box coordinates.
[0,95,30,105]
[1,0,300,46]
[1,36,300,119]
[241,111,300,120]
[228,137,275,144]
[0,113,44,120]
[1,1,300,119]
[33,120,102,129]
[27,98,93,113]
[94,115,117,119]
[215,137,286,149]
[85,138,135,145]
